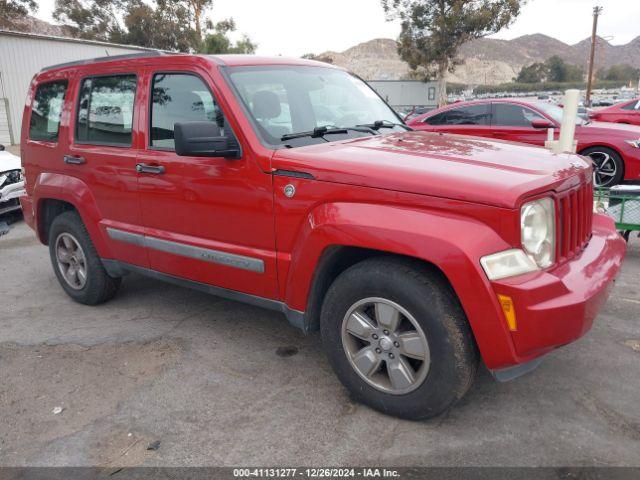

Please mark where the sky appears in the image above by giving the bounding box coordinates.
[32,0,640,56]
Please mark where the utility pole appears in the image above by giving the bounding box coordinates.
[585,6,603,107]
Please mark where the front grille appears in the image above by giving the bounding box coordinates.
[557,181,593,260]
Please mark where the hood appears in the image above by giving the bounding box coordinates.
[0,150,21,172]
[578,121,640,138]
[273,131,591,208]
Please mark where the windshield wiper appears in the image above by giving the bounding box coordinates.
[281,125,378,141]
[356,120,412,131]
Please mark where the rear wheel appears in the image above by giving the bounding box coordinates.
[48,211,121,305]
[581,146,624,187]
[320,257,479,420]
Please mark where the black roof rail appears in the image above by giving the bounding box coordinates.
[40,51,167,72]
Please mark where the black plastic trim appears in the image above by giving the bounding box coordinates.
[100,259,308,331]
[272,169,315,180]
[40,51,164,72]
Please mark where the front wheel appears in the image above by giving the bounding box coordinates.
[581,146,624,187]
[320,257,479,420]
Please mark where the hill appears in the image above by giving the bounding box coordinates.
[316,34,640,84]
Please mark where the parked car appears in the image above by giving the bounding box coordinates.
[20,53,626,419]
[0,144,24,216]
[589,98,640,126]
[407,99,640,187]
[402,105,436,122]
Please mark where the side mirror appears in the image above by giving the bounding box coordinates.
[174,121,241,159]
[0,144,5,151]
[531,119,554,129]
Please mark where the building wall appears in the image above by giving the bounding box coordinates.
[0,31,152,144]
[368,81,440,110]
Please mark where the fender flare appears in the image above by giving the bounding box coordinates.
[32,172,113,257]
[283,202,520,368]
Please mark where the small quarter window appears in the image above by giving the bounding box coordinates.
[29,80,67,141]
[76,75,136,146]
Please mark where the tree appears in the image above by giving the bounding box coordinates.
[596,64,640,83]
[53,0,256,54]
[185,0,212,41]
[382,0,523,106]
[0,0,38,29]
[124,0,198,52]
[516,62,547,83]
[53,0,127,42]
[545,55,583,82]
[200,19,257,54]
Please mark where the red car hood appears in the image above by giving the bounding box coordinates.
[578,121,640,138]
[273,131,591,208]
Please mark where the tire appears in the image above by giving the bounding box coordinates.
[48,210,121,305]
[581,146,624,187]
[320,256,479,420]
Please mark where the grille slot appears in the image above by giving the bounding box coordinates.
[558,181,593,260]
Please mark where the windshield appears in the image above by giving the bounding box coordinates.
[534,101,586,126]
[226,65,404,147]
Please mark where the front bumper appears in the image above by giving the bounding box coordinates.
[490,213,626,371]
[0,179,25,215]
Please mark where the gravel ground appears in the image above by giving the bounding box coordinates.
[1,217,639,467]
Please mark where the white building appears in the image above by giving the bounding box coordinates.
[0,30,153,144]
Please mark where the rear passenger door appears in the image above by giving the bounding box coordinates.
[66,70,148,268]
[418,103,493,138]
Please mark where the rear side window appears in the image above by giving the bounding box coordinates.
[425,104,491,126]
[621,101,640,111]
[29,80,67,141]
[150,73,223,149]
[76,75,137,146]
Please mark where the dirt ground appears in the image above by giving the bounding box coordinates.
[1,217,639,467]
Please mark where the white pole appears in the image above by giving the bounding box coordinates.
[558,89,579,153]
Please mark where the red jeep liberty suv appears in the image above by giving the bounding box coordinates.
[20,53,626,419]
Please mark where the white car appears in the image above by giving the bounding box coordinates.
[0,145,24,216]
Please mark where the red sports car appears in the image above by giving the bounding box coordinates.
[407,99,640,187]
[589,98,640,126]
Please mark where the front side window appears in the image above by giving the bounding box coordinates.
[492,103,546,127]
[621,100,640,111]
[227,65,403,147]
[76,75,136,146]
[532,101,585,126]
[29,80,67,141]
[150,73,224,149]
[426,104,491,126]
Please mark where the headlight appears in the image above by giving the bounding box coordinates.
[521,197,555,268]
[480,249,539,281]
[626,140,640,148]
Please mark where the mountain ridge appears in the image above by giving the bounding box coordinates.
[317,34,640,84]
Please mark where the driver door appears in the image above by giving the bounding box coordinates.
[490,103,552,146]
[135,67,278,299]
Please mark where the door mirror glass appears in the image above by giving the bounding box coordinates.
[531,118,554,129]
[174,121,241,158]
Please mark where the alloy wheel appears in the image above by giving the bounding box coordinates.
[55,232,88,290]
[341,297,430,395]
[588,151,618,187]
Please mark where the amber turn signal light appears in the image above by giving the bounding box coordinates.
[497,294,517,331]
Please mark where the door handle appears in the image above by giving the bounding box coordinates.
[64,155,86,165]
[136,163,165,174]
